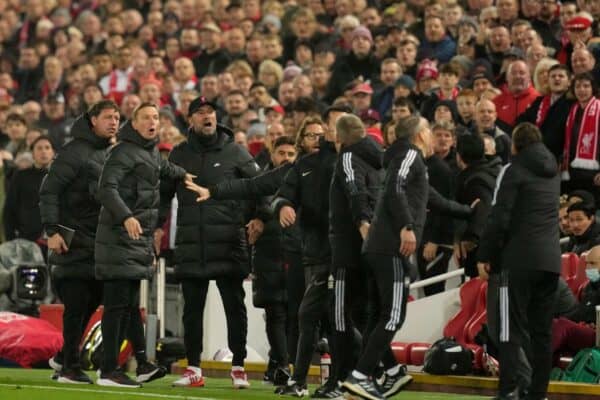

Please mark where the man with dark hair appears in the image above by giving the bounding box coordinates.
[477,122,561,400]
[161,96,260,389]
[454,134,502,278]
[95,103,189,387]
[40,100,121,384]
[4,135,54,242]
[343,116,430,400]
[517,64,573,160]
[565,201,600,255]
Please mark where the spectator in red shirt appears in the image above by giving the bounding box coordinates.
[493,60,539,132]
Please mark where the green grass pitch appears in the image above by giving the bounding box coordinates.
[0,368,488,399]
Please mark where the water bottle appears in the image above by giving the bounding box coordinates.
[320,353,331,385]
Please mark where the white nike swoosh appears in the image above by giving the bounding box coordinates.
[302,171,312,177]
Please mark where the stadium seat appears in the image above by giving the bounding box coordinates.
[443,278,486,345]
[390,342,410,365]
[465,282,488,344]
[561,253,579,279]
[407,342,431,366]
[567,255,588,295]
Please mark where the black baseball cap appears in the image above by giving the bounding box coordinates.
[188,96,216,116]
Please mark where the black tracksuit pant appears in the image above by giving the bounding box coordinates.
[101,280,144,373]
[355,253,410,376]
[54,277,103,371]
[285,251,304,363]
[291,263,331,385]
[332,266,369,382]
[498,269,559,399]
[265,302,288,367]
[181,277,247,367]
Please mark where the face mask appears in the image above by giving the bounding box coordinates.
[585,268,600,283]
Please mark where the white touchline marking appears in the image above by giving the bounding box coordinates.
[0,384,218,400]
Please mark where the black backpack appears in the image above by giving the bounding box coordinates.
[423,337,473,375]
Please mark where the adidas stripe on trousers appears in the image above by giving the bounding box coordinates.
[355,253,410,376]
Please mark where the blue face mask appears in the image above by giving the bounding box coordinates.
[586,268,600,283]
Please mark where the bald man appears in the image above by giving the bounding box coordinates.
[474,99,512,164]
[493,60,540,132]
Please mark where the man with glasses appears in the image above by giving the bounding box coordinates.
[272,108,345,398]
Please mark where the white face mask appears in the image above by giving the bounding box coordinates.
[586,268,600,283]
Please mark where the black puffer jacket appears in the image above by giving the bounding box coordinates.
[95,122,186,281]
[4,166,47,241]
[161,125,260,280]
[272,139,337,267]
[363,138,429,256]
[477,142,560,275]
[39,114,111,279]
[329,137,383,269]
[209,162,301,306]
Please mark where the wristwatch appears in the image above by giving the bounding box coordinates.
[404,224,414,231]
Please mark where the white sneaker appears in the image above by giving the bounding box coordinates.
[172,366,205,387]
[49,356,62,372]
[231,367,250,389]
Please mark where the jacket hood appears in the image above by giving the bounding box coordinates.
[71,114,112,149]
[462,155,502,185]
[514,142,557,178]
[119,121,159,149]
[342,136,383,170]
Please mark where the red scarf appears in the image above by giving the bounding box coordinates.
[562,97,600,179]
[535,95,552,127]
[438,87,459,100]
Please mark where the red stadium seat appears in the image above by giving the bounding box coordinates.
[407,342,431,366]
[567,255,588,295]
[390,342,410,365]
[561,253,579,279]
[465,282,488,344]
[443,278,486,344]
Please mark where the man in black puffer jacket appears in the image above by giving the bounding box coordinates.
[161,96,260,389]
[186,135,300,385]
[95,103,188,388]
[477,123,561,400]
[329,114,384,394]
[39,100,120,384]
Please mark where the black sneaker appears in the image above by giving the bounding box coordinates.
[311,384,344,399]
[276,382,309,397]
[263,358,278,384]
[136,361,167,383]
[97,370,141,388]
[273,367,292,386]
[376,365,413,397]
[57,369,93,385]
[341,375,384,400]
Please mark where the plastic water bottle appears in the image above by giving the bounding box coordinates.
[320,353,331,385]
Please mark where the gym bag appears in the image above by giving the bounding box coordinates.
[423,337,473,375]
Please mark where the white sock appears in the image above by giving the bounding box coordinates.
[232,366,244,372]
[352,370,367,380]
[386,365,400,376]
